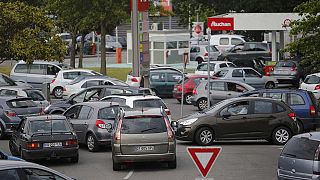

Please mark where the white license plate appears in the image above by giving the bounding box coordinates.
[43,142,62,148]
[275,71,288,75]
[135,146,154,152]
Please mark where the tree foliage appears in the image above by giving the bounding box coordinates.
[285,0,320,74]
[0,1,65,64]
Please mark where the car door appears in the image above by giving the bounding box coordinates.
[166,72,183,96]
[209,81,227,104]
[74,105,94,143]
[225,82,246,98]
[64,105,82,141]
[26,64,46,89]
[230,69,245,83]
[216,100,250,139]
[243,68,265,88]
[149,72,167,95]
[286,93,308,121]
[10,119,26,153]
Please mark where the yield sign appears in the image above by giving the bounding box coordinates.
[187,147,222,178]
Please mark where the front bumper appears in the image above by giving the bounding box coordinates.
[21,147,78,160]
[175,125,193,141]
[113,153,176,163]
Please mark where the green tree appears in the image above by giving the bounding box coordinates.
[0,2,65,64]
[285,0,320,74]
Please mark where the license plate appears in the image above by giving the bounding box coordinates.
[135,146,154,152]
[275,71,288,75]
[43,142,62,148]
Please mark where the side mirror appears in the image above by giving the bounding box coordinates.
[221,111,231,119]
[68,114,76,119]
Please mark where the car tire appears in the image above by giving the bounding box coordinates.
[86,133,99,152]
[197,98,208,111]
[272,126,292,145]
[113,159,122,171]
[53,87,63,99]
[0,123,5,140]
[196,58,203,64]
[265,82,275,89]
[168,156,177,169]
[70,153,79,163]
[183,93,193,105]
[195,127,214,146]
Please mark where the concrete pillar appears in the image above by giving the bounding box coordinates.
[279,31,285,60]
[271,31,277,61]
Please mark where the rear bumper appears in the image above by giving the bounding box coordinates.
[21,147,78,160]
[113,153,176,163]
[271,75,299,84]
[299,117,319,130]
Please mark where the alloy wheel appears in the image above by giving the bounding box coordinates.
[184,94,193,105]
[275,129,289,144]
[87,135,95,151]
[200,130,213,145]
[54,87,63,98]
[198,99,208,111]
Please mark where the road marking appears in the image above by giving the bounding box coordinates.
[123,170,134,179]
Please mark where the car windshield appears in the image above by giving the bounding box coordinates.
[205,46,218,52]
[69,76,86,85]
[6,99,36,108]
[121,116,167,134]
[113,80,128,86]
[214,70,228,77]
[276,61,296,68]
[133,99,167,109]
[98,107,119,120]
[30,120,70,134]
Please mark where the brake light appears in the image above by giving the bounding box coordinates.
[114,118,122,141]
[96,119,110,129]
[177,85,182,92]
[165,109,171,116]
[51,79,56,84]
[310,105,316,116]
[193,89,197,95]
[131,77,139,83]
[5,110,17,117]
[164,117,174,142]
[26,143,40,149]
[65,139,78,146]
[315,85,320,90]
[204,52,208,56]
[288,112,296,122]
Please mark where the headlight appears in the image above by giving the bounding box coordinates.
[180,118,198,126]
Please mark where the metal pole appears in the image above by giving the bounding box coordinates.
[132,0,140,77]
[180,59,185,118]
[116,26,118,43]
[207,29,211,110]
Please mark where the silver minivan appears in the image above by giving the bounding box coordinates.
[278,132,320,180]
[10,61,70,89]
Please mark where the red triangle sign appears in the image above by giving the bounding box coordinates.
[187,147,222,178]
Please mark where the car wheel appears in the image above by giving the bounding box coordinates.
[70,152,79,163]
[272,127,292,145]
[53,87,63,99]
[195,127,214,146]
[87,134,99,152]
[197,98,208,111]
[0,124,5,139]
[184,93,193,105]
[168,156,177,169]
[196,58,203,64]
[113,159,122,171]
[265,82,275,89]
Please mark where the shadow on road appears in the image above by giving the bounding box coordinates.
[177,140,275,146]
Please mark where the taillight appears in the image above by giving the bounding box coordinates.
[96,119,111,129]
[5,110,17,117]
[177,85,182,92]
[193,89,197,95]
[65,139,78,146]
[165,109,171,116]
[288,112,296,122]
[26,143,40,149]
[310,105,316,116]
[315,85,320,90]
[114,118,122,141]
[164,117,174,142]
[204,52,208,56]
[51,79,56,84]
[131,77,139,82]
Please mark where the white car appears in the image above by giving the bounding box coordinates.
[209,34,247,52]
[195,61,236,76]
[300,73,320,99]
[100,95,172,122]
[50,69,101,98]
[63,76,128,99]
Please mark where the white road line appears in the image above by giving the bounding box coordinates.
[123,170,134,180]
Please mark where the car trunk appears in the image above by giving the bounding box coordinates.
[273,67,293,75]
[31,133,74,148]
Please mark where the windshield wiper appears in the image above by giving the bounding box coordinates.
[141,128,157,133]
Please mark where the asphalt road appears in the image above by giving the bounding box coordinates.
[0,98,283,180]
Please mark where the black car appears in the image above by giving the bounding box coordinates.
[9,115,79,162]
[44,85,152,114]
[0,97,43,139]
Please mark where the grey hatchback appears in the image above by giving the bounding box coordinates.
[278,132,320,180]
[63,102,120,152]
[112,108,176,171]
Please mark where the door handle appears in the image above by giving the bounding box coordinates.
[227,93,232,96]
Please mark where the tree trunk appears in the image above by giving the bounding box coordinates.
[70,32,77,68]
[78,35,85,68]
[100,22,107,75]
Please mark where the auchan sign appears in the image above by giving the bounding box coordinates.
[208,17,234,31]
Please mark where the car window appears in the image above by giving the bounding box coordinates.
[209,81,225,91]
[220,101,249,116]
[14,64,28,73]
[0,75,16,86]
[254,101,273,114]
[219,63,227,68]
[0,89,18,96]
[227,63,236,68]
[17,119,26,133]
[150,73,166,82]
[64,105,81,119]
[121,116,167,134]
[84,80,102,88]
[72,91,86,104]
[133,99,167,109]
[23,168,66,180]
[197,64,215,71]
[104,88,125,96]
[281,137,320,160]
[6,99,36,108]
[214,70,228,78]
[83,88,102,102]
[30,64,46,75]
[167,73,182,82]
[232,69,243,78]
[276,61,296,68]
[98,107,119,120]
[78,105,93,119]
[193,77,207,85]
[219,38,229,45]
[244,69,260,78]
[190,47,197,53]
[205,46,218,52]
[63,72,80,80]
[231,38,243,45]
[104,81,114,85]
[276,104,286,113]
[29,120,70,134]
[226,82,247,92]
[263,92,284,101]
[25,90,45,101]
[0,169,20,180]
[288,93,305,105]
[47,65,60,75]
[103,97,126,106]
[304,75,320,84]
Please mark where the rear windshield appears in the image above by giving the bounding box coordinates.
[121,116,167,134]
[133,99,167,109]
[7,99,36,108]
[24,90,45,101]
[30,120,70,134]
[304,75,320,84]
[276,61,296,68]
[214,70,228,77]
[98,107,119,120]
[281,137,319,160]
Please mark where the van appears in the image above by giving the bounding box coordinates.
[10,61,70,89]
[209,34,247,52]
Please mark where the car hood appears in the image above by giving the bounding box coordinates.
[178,112,207,123]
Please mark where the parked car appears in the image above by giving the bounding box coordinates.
[217,42,274,62]
[112,108,176,171]
[175,97,299,145]
[0,160,75,179]
[209,34,247,52]
[240,89,319,133]
[10,61,71,89]
[101,95,172,122]
[300,73,320,99]
[0,150,23,161]
[117,36,127,49]
[195,61,236,76]
[63,76,128,99]
[229,58,265,75]
[190,45,220,64]
[278,132,320,180]
[9,115,79,162]
[0,73,31,88]
[214,67,278,89]
[51,69,102,98]
[44,85,152,114]
[270,60,304,87]
[172,75,215,104]
[0,97,43,139]
[0,87,49,108]
[192,79,255,111]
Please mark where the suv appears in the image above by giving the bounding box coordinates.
[10,61,70,89]
[240,89,319,132]
[190,45,220,64]
[278,132,320,180]
[112,108,176,171]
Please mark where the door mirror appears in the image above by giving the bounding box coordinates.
[221,111,231,119]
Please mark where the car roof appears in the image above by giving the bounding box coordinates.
[86,85,139,90]
[199,61,232,65]
[103,95,160,100]
[58,69,95,73]
[0,96,31,101]
[226,96,286,103]
[211,34,244,38]
[77,101,120,108]
[123,108,164,117]
[306,72,320,77]
[293,132,320,142]
[0,86,39,91]
[243,88,307,94]
[16,60,65,65]
[26,115,66,121]
[217,67,253,71]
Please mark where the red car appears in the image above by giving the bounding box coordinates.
[172,75,215,105]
